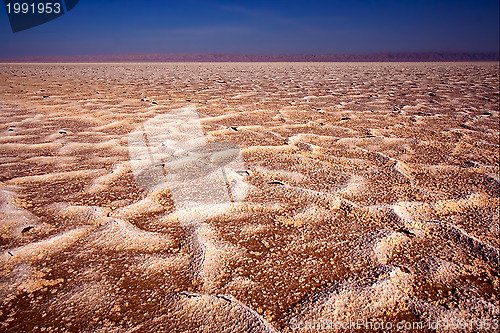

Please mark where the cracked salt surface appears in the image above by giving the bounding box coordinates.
[0,62,498,332]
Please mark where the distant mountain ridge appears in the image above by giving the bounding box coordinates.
[1,52,498,63]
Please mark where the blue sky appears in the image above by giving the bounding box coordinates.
[1,0,499,56]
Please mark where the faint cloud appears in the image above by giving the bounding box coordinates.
[219,4,339,35]
[161,26,254,35]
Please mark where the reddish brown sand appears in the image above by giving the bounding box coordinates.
[1,63,499,332]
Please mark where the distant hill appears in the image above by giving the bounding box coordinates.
[1,52,498,63]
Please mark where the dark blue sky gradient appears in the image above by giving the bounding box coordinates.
[1,0,499,56]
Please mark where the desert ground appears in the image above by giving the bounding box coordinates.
[1,62,499,332]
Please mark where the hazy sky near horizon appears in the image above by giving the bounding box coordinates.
[1,0,499,57]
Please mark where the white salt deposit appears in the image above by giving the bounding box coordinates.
[1,62,498,331]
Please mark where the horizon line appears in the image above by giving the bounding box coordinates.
[1,51,499,63]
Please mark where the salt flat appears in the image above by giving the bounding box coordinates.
[1,62,499,332]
